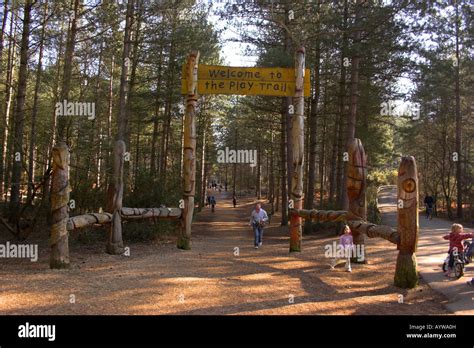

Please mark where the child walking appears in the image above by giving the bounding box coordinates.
[330,225,353,272]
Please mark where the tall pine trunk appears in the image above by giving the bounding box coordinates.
[0,6,16,201]
[9,0,33,223]
[304,17,320,233]
[343,0,362,211]
[28,0,49,201]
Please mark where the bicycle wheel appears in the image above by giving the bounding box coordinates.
[442,262,448,272]
[454,262,464,279]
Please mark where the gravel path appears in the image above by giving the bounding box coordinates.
[0,192,449,315]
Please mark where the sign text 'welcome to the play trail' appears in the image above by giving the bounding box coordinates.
[182,65,311,97]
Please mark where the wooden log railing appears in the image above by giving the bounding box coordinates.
[66,207,182,231]
[50,141,183,269]
[289,155,419,289]
[289,208,400,244]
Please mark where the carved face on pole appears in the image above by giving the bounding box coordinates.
[397,156,418,253]
[346,138,367,220]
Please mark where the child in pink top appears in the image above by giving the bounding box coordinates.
[330,225,353,272]
[340,225,353,272]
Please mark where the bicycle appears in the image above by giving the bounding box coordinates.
[442,245,469,279]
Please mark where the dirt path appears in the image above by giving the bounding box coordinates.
[0,192,449,315]
[378,186,474,315]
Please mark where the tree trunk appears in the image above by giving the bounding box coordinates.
[304,14,320,234]
[342,0,362,211]
[454,1,462,219]
[0,6,16,201]
[106,140,126,254]
[280,98,288,226]
[151,46,163,176]
[105,0,135,254]
[105,55,115,189]
[269,130,275,213]
[256,141,261,199]
[57,0,81,142]
[319,78,328,208]
[9,0,33,223]
[0,0,9,76]
[336,0,348,209]
[28,0,49,201]
[200,123,207,208]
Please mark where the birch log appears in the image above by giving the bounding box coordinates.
[178,50,199,250]
[394,156,419,288]
[346,220,400,245]
[346,138,367,261]
[289,208,399,244]
[50,142,70,269]
[121,207,182,219]
[67,213,113,231]
[289,46,305,252]
[66,207,181,231]
[106,140,125,254]
[290,208,351,223]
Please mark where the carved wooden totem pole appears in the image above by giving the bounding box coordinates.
[394,156,419,288]
[50,142,70,269]
[289,47,305,252]
[346,138,367,261]
[178,50,199,250]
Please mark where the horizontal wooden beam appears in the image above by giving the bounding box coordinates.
[67,207,182,231]
[289,208,358,222]
[347,220,400,245]
[290,208,399,244]
[121,207,182,219]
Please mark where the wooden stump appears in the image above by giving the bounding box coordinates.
[289,47,305,252]
[394,156,419,288]
[50,142,70,269]
[346,138,367,262]
[106,140,125,255]
[178,50,199,250]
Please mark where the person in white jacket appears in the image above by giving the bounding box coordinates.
[249,203,269,249]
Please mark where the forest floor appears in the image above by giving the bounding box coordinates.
[0,191,452,315]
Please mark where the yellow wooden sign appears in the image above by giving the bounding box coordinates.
[182,65,311,97]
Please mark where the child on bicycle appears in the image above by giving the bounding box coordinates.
[443,223,473,277]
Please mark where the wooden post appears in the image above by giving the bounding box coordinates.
[289,47,305,252]
[50,142,70,269]
[346,138,367,262]
[394,156,419,288]
[106,140,125,254]
[178,50,199,250]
